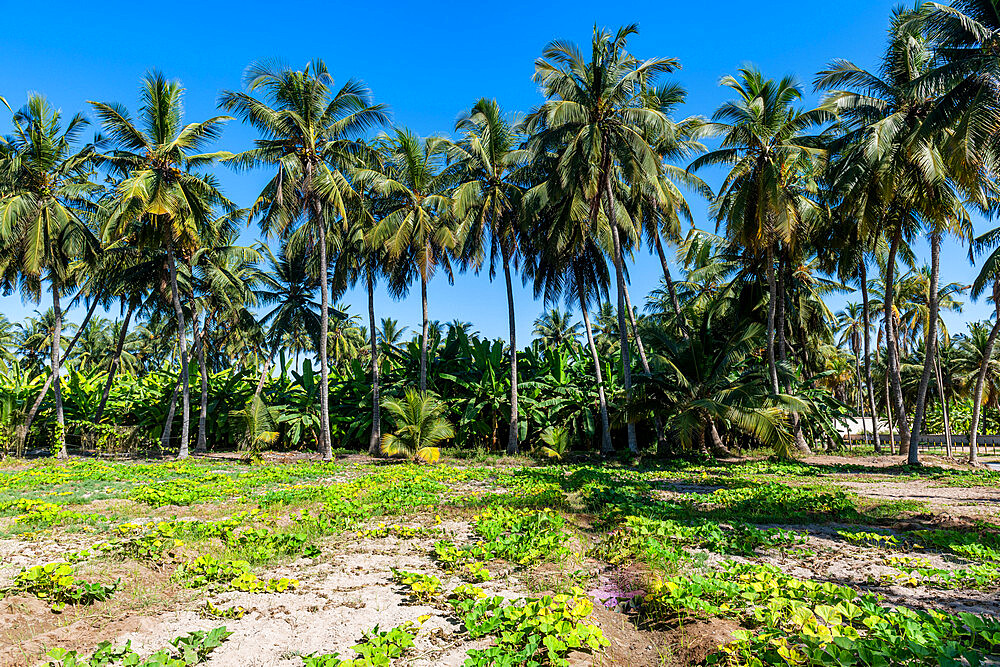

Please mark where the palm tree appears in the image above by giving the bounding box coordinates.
[692,68,827,403]
[966,220,1000,464]
[524,187,615,454]
[449,99,528,454]
[526,24,681,454]
[381,389,454,462]
[0,315,15,367]
[188,228,260,452]
[920,1,1000,159]
[636,319,793,458]
[253,242,321,401]
[837,302,868,439]
[0,94,101,456]
[93,71,235,459]
[691,68,827,456]
[365,129,460,393]
[220,59,388,460]
[532,309,581,349]
[378,317,407,352]
[818,7,984,464]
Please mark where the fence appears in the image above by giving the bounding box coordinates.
[844,432,1000,457]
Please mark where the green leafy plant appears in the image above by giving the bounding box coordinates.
[9,562,118,612]
[380,389,453,464]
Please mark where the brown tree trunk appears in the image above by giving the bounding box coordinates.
[653,232,688,339]
[314,201,333,461]
[20,295,100,451]
[52,288,66,458]
[969,282,1000,466]
[195,311,211,454]
[419,261,429,393]
[860,262,880,453]
[908,232,941,466]
[367,267,382,457]
[603,182,637,454]
[765,248,780,394]
[95,304,134,423]
[578,266,613,455]
[166,241,190,459]
[884,234,910,456]
[503,249,519,456]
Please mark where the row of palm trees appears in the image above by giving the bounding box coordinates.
[4,2,1000,464]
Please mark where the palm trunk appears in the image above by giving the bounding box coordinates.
[195,311,211,454]
[52,288,66,458]
[367,266,381,457]
[934,342,952,457]
[709,418,731,457]
[161,371,183,449]
[578,267,613,455]
[623,279,666,449]
[503,249,519,456]
[908,232,941,466]
[419,260,429,393]
[884,234,910,456]
[856,345,867,449]
[777,256,811,455]
[312,183,333,462]
[603,183,637,454]
[95,304,134,423]
[885,371,894,452]
[860,262,880,453]
[166,242,191,459]
[696,424,709,457]
[765,248,780,394]
[622,282,650,373]
[968,282,1000,466]
[20,294,101,450]
[653,232,688,338]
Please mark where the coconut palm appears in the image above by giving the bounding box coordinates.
[93,71,235,459]
[532,309,581,349]
[525,24,681,453]
[818,7,983,463]
[449,98,529,454]
[253,242,321,401]
[965,217,1000,463]
[0,94,102,456]
[691,68,828,401]
[364,129,461,393]
[381,389,454,462]
[220,59,388,460]
[635,319,794,458]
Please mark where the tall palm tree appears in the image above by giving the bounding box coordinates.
[692,68,827,456]
[220,59,388,460]
[525,24,679,453]
[449,99,529,454]
[818,7,984,463]
[837,302,867,428]
[966,220,1000,464]
[365,129,460,393]
[93,71,235,459]
[524,181,615,454]
[0,94,101,457]
[692,68,828,401]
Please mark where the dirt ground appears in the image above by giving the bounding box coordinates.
[2,454,999,666]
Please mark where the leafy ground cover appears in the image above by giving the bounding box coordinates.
[0,453,999,666]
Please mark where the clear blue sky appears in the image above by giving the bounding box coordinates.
[0,0,985,343]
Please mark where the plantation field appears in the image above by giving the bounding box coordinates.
[2,455,1000,666]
